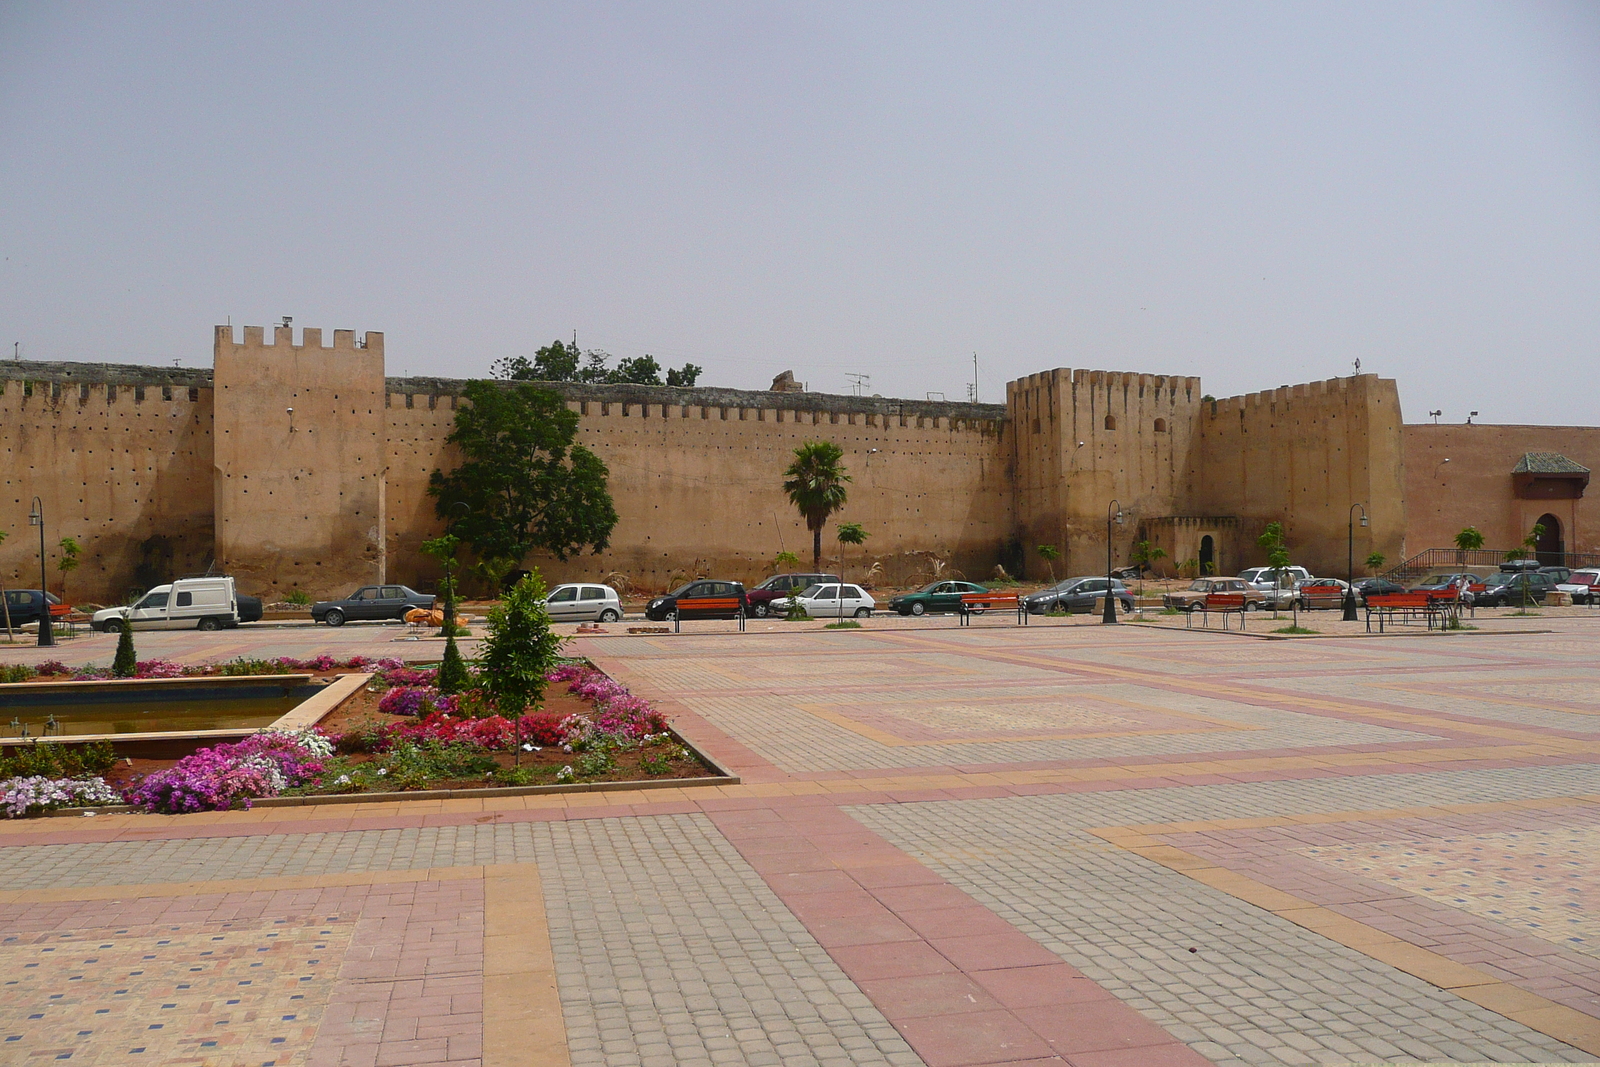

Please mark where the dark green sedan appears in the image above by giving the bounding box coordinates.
[889,580,989,616]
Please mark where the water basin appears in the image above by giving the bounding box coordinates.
[0,676,321,738]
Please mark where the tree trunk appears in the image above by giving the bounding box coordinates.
[812,527,823,571]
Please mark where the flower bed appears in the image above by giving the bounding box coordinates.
[1,661,716,816]
[0,656,408,684]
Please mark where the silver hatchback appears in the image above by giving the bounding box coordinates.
[544,583,624,622]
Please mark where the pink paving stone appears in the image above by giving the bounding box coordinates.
[968,966,1113,1011]
[929,933,1069,972]
[857,971,1006,1018]
[825,940,961,981]
[1016,1000,1205,1054]
[895,1008,1058,1066]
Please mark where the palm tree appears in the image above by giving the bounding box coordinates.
[783,442,851,571]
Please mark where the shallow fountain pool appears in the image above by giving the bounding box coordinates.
[0,676,321,738]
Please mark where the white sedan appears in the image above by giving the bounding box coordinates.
[543,583,623,622]
[774,583,877,619]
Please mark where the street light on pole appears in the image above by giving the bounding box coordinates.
[1343,503,1368,622]
[28,497,53,647]
[1103,500,1125,624]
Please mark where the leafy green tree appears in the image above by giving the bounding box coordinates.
[422,534,470,694]
[1365,551,1387,574]
[1506,522,1546,564]
[112,621,137,678]
[1036,544,1060,582]
[836,522,868,578]
[1454,526,1484,552]
[56,536,81,601]
[666,364,704,387]
[1129,540,1167,596]
[492,340,581,383]
[477,572,564,716]
[771,550,800,571]
[782,442,851,571]
[429,381,619,565]
[493,341,702,388]
[1257,521,1292,618]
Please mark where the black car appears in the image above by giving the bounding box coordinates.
[311,584,435,626]
[745,573,840,618]
[1410,573,1481,593]
[645,580,748,621]
[1353,578,1405,604]
[1540,566,1573,584]
[0,590,62,629]
[1023,576,1134,615]
[1474,571,1556,607]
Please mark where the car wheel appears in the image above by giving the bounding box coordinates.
[599,609,620,623]
[1119,599,1132,614]
[197,617,222,632]
[910,602,926,616]
[970,604,986,614]
[854,607,870,618]
[325,608,345,627]
[752,602,770,618]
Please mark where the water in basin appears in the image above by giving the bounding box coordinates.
[0,680,321,738]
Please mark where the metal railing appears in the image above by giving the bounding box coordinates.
[1383,548,1600,584]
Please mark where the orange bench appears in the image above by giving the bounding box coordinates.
[673,596,746,633]
[959,592,1027,626]
[1365,591,1454,632]
[1187,592,1247,630]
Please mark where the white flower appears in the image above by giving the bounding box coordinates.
[337,775,351,785]
[562,744,572,753]
[376,767,388,776]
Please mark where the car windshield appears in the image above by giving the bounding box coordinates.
[1187,580,1211,591]
[1571,572,1600,584]
[1484,573,1524,587]
[667,582,699,597]
[1419,575,1454,585]
[915,582,944,594]
[799,584,824,598]
[756,577,788,591]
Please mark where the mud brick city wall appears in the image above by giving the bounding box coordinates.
[0,362,215,601]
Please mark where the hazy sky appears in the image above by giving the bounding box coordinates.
[2,2,1597,423]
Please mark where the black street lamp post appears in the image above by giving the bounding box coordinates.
[1102,499,1125,624]
[1343,503,1368,622]
[28,496,53,647]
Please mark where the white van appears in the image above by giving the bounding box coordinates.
[93,577,241,632]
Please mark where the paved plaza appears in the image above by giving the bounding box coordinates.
[4,617,1600,1066]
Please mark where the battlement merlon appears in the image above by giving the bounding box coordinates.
[215,325,385,356]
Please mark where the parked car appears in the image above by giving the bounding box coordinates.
[0,590,63,630]
[1500,558,1542,572]
[745,573,841,618]
[544,583,623,622]
[92,577,241,632]
[645,580,748,621]
[1023,576,1134,615]
[1540,565,1573,584]
[890,580,989,616]
[311,584,435,626]
[1162,577,1267,612]
[1237,566,1307,608]
[1411,573,1482,593]
[1473,570,1557,607]
[774,583,877,618]
[1294,578,1351,610]
[1352,578,1405,603]
[1557,569,1600,605]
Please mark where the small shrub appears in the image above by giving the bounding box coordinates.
[494,766,536,786]
[112,624,137,678]
[282,589,312,606]
[0,664,35,684]
[34,660,70,676]
[517,712,569,746]
[824,620,862,629]
[640,752,672,775]
[783,599,809,622]
[575,746,614,778]
[1272,625,1319,635]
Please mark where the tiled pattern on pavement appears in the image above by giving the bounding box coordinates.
[531,813,925,1067]
[852,795,1595,1067]
[0,912,348,1065]
[1299,825,1600,961]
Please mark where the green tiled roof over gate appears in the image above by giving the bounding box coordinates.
[1512,452,1590,474]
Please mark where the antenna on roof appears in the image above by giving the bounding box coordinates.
[1429,409,1441,424]
[845,373,870,396]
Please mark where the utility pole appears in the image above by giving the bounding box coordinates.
[971,352,979,402]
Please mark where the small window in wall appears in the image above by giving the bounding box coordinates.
[1153,418,1167,432]
[1104,414,1117,430]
